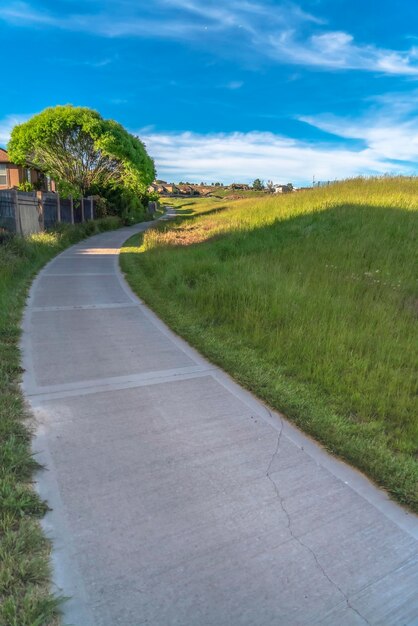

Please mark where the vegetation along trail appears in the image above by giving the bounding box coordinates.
[0,217,129,625]
[121,177,418,511]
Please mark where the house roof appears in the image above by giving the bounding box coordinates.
[0,148,10,163]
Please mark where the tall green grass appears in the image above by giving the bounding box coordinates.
[121,178,418,511]
[0,216,124,626]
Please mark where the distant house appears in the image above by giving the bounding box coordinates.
[148,181,184,196]
[178,185,200,196]
[274,184,293,194]
[229,183,250,190]
[0,148,53,191]
[178,185,191,195]
[148,182,166,194]
[164,184,179,195]
[148,181,224,197]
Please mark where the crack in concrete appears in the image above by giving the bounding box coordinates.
[264,408,370,626]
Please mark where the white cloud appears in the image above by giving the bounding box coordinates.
[0,1,56,26]
[0,2,200,39]
[85,58,114,68]
[224,81,244,90]
[0,114,30,146]
[140,92,418,183]
[300,90,418,162]
[2,0,418,76]
[141,129,411,185]
[267,30,418,75]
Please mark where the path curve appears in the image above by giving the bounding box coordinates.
[22,220,418,626]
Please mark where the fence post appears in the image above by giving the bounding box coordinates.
[81,197,85,223]
[89,196,94,220]
[36,191,45,232]
[70,196,74,224]
[56,192,61,223]
[13,189,20,235]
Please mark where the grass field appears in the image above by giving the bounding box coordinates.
[163,188,266,203]
[0,216,127,626]
[205,188,267,199]
[121,178,418,511]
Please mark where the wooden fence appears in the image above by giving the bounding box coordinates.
[0,190,95,236]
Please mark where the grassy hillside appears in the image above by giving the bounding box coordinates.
[121,178,418,511]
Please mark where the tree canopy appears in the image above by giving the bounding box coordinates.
[8,105,155,197]
[252,178,264,190]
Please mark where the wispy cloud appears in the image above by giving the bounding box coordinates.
[85,58,114,68]
[300,89,418,162]
[110,98,129,105]
[268,30,418,75]
[0,2,199,38]
[224,80,244,90]
[139,92,418,182]
[0,114,30,146]
[141,128,412,185]
[0,1,56,27]
[2,0,418,76]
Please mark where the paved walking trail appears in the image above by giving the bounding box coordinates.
[22,219,418,626]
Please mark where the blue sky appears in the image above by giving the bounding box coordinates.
[2,0,418,184]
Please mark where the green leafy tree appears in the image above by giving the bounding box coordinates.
[252,178,264,190]
[8,105,155,198]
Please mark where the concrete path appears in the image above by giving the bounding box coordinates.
[22,220,418,626]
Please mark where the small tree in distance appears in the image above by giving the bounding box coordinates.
[252,178,264,191]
